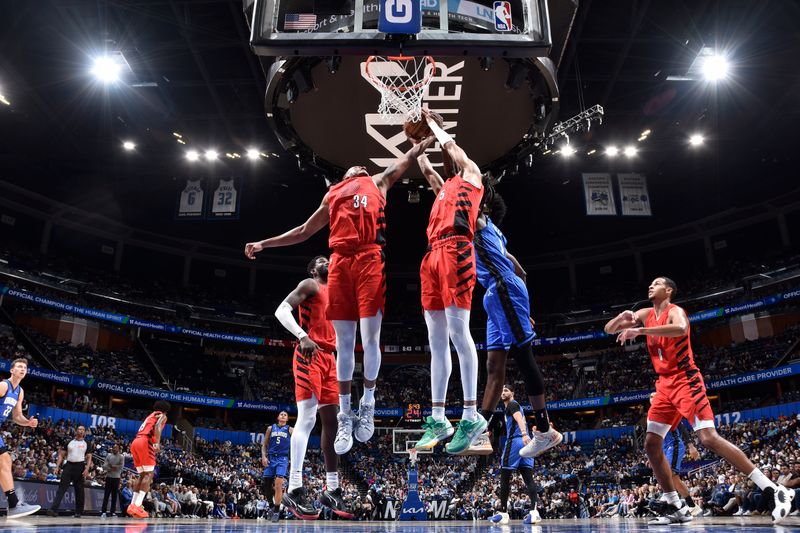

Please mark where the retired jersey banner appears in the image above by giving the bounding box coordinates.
[208,177,241,219]
[176,179,204,219]
[582,173,617,215]
[618,173,652,216]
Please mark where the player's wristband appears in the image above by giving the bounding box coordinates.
[427,117,454,146]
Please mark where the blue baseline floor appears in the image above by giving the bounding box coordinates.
[3,517,800,532]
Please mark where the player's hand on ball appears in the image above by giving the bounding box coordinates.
[244,241,263,259]
[261,457,268,467]
[299,336,320,358]
[616,328,642,345]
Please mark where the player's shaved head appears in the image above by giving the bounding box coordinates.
[344,165,369,180]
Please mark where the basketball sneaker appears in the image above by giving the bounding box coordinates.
[126,503,149,519]
[321,488,355,519]
[648,503,692,525]
[772,485,795,524]
[489,511,509,524]
[464,432,493,455]
[8,502,40,519]
[519,427,563,458]
[283,488,320,520]
[334,411,354,454]
[523,508,542,524]
[446,414,488,455]
[353,402,375,443]
[270,509,280,523]
[689,503,703,517]
[414,416,454,450]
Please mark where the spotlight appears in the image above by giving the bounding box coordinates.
[186,150,199,162]
[122,141,136,151]
[205,150,218,161]
[689,134,705,146]
[91,56,122,83]
[702,54,729,81]
[605,146,619,157]
[624,146,637,157]
[0,94,9,106]
[561,145,576,158]
[587,149,597,155]
[246,148,260,161]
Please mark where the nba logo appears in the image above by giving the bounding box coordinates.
[494,1,512,32]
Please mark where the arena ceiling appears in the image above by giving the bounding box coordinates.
[0,0,799,264]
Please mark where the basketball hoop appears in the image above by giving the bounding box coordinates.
[365,55,436,123]
[408,448,419,466]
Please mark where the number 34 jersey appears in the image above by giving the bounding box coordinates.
[327,175,386,252]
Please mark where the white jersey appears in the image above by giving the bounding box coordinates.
[178,180,204,217]
[211,179,238,215]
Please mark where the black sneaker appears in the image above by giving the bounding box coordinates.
[321,488,354,519]
[648,503,693,525]
[270,509,280,523]
[282,488,319,520]
[46,509,58,517]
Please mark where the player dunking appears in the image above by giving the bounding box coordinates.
[0,358,41,518]
[127,400,170,519]
[412,109,487,454]
[245,139,434,455]
[274,256,353,519]
[469,187,561,458]
[261,411,292,522]
[488,386,541,525]
[605,277,794,524]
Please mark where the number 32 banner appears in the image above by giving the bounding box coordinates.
[209,177,241,220]
[175,178,242,220]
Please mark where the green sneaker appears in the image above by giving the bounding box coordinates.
[414,416,454,450]
[445,414,488,454]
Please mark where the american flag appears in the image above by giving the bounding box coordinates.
[284,13,317,30]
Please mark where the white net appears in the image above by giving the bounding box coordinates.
[365,55,436,123]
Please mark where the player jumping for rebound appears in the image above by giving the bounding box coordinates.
[274,256,353,519]
[261,411,292,522]
[127,400,170,519]
[605,277,794,524]
[488,386,541,525]
[468,186,561,457]
[245,139,434,455]
[0,358,41,518]
[412,109,487,454]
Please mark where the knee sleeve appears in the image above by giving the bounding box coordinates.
[425,310,451,403]
[510,343,544,397]
[359,313,382,381]
[445,306,478,402]
[333,320,357,382]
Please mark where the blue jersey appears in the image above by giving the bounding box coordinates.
[267,423,290,456]
[504,400,529,440]
[1,379,20,422]
[475,217,516,289]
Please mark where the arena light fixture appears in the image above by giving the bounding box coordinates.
[91,56,122,83]
[689,133,705,147]
[587,149,596,155]
[186,150,199,162]
[624,145,637,158]
[0,94,9,106]
[605,146,619,157]
[205,150,218,161]
[702,54,729,81]
[122,140,136,151]
[246,148,260,161]
[560,145,576,158]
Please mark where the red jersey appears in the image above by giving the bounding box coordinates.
[426,175,483,243]
[136,410,165,444]
[298,282,336,352]
[645,303,697,376]
[327,175,386,252]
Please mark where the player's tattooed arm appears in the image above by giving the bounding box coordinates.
[245,195,330,258]
[376,135,437,194]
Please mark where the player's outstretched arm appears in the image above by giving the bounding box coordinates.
[375,135,436,194]
[416,151,444,195]
[244,195,330,258]
[423,109,482,188]
[275,278,320,357]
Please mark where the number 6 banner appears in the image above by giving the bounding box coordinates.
[209,177,241,220]
[176,179,204,219]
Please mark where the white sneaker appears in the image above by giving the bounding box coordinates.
[8,502,41,519]
[353,402,375,443]
[648,503,693,525]
[523,509,541,524]
[772,485,795,524]
[733,507,744,516]
[689,504,703,517]
[489,511,509,524]
[334,411,354,454]
[464,432,493,455]
[519,427,563,458]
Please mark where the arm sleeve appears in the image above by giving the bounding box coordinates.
[275,301,307,340]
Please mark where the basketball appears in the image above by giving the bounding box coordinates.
[403,111,444,142]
